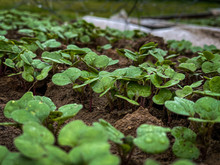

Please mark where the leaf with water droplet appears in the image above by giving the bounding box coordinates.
[171,126,199,159]
[134,124,170,154]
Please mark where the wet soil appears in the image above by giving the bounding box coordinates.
[0,34,219,165]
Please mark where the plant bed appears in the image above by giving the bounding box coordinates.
[0,9,220,165]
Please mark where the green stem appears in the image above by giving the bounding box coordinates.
[106,91,113,110]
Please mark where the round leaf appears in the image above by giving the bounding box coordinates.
[14,122,55,159]
[171,127,200,159]
[179,63,197,72]
[52,67,81,86]
[165,97,195,116]
[175,86,193,98]
[55,103,83,121]
[194,97,220,121]
[134,124,170,154]
[153,88,172,105]
[93,119,124,144]
[209,76,220,93]
[58,120,107,147]
[127,82,151,99]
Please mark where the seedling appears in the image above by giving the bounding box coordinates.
[0,120,120,165]
[93,119,171,164]
[2,92,82,135]
[165,96,220,151]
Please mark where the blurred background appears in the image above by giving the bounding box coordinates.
[0,0,220,27]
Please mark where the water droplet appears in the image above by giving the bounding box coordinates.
[145,137,152,143]
[160,139,166,144]
[12,101,15,103]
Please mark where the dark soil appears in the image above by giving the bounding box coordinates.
[0,34,220,165]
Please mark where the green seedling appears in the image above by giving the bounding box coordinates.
[117,42,167,65]
[94,119,171,164]
[165,96,220,151]
[134,124,171,154]
[193,76,220,98]
[83,51,118,71]
[2,92,82,135]
[175,86,193,98]
[171,127,200,159]
[175,80,203,98]
[0,120,120,165]
[178,63,197,73]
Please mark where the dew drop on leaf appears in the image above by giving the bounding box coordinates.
[160,139,166,144]
[145,137,152,143]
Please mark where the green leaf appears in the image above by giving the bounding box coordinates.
[0,145,9,164]
[159,79,180,88]
[93,119,125,144]
[115,95,139,105]
[209,76,220,93]
[14,122,55,159]
[11,110,40,124]
[2,153,36,165]
[18,29,34,37]
[193,90,220,97]
[42,39,61,48]
[90,154,120,165]
[52,67,81,86]
[171,127,200,159]
[124,49,137,61]
[148,48,166,62]
[153,88,172,105]
[64,31,78,39]
[172,159,195,165]
[139,42,157,54]
[12,100,51,124]
[165,68,185,80]
[4,58,15,68]
[101,44,112,50]
[192,97,220,121]
[69,142,116,165]
[127,82,151,99]
[80,35,90,43]
[202,61,220,73]
[94,55,109,68]
[175,86,193,98]
[150,74,163,87]
[165,97,195,116]
[22,65,34,82]
[124,66,143,79]
[54,103,82,121]
[36,65,52,81]
[4,92,34,118]
[73,77,99,89]
[179,63,197,72]
[34,95,56,111]
[134,124,170,154]
[42,51,71,65]
[83,52,98,66]
[58,120,107,147]
[144,159,161,165]
[190,80,203,88]
[91,76,115,93]
[203,51,215,61]
[20,51,36,65]
[42,145,71,164]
